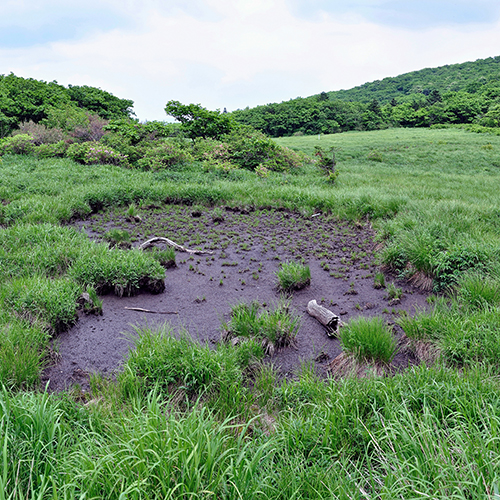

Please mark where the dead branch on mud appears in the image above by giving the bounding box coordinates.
[307,299,342,337]
[124,307,178,314]
[139,237,214,255]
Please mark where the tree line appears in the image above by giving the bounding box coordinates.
[0,73,134,137]
[231,85,500,137]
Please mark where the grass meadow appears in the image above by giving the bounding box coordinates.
[1,127,500,498]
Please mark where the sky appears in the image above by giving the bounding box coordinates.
[1,0,500,121]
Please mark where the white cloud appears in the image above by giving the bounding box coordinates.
[1,0,500,121]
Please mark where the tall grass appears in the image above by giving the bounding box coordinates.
[340,316,396,363]
[1,364,500,498]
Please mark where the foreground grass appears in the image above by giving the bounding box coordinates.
[3,351,500,499]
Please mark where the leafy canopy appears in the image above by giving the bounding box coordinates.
[165,100,235,140]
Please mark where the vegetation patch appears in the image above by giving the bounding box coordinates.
[339,316,396,364]
[276,261,311,292]
[222,299,300,355]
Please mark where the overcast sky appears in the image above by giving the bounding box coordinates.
[1,0,500,121]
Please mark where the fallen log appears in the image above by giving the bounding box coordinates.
[139,237,214,255]
[124,307,178,314]
[307,300,341,338]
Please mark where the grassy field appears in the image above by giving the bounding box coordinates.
[1,127,500,498]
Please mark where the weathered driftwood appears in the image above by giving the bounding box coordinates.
[307,299,341,337]
[138,237,213,255]
[124,307,178,314]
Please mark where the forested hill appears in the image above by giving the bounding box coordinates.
[322,55,500,104]
[231,55,500,137]
[0,73,134,137]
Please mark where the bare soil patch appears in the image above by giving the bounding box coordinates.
[42,206,429,391]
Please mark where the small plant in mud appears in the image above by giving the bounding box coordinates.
[373,272,386,289]
[276,261,311,292]
[148,247,176,269]
[104,229,131,248]
[386,282,403,301]
[211,207,225,223]
[222,299,300,355]
[191,205,203,217]
[78,286,103,315]
[340,316,396,364]
[125,203,142,223]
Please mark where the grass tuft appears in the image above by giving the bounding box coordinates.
[222,298,300,354]
[276,260,311,291]
[340,316,396,364]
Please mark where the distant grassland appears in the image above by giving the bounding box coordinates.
[278,128,500,288]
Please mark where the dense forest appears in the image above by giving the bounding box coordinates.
[231,55,500,137]
[0,73,134,137]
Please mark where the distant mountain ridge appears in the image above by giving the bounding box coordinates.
[319,55,500,104]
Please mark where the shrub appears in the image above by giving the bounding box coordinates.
[276,261,311,291]
[70,112,109,142]
[222,126,305,172]
[85,144,128,166]
[0,134,34,155]
[100,133,142,164]
[66,142,91,163]
[136,141,191,170]
[104,119,175,144]
[42,103,89,132]
[34,140,68,159]
[340,316,396,364]
[14,120,65,145]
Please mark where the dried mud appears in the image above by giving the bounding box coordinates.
[42,206,429,392]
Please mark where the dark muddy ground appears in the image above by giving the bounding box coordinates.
[42,205,429,392]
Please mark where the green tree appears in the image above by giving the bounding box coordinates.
[165,101,235,140]
[67,85,134,119]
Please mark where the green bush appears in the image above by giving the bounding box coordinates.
[66,142,91,163]
[0,134,34,155]
[222,126,304,172]
[34,140,68,159]
[136,141,191,170]
[85,143,128,166]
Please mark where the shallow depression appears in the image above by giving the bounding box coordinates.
[43,206,429,391]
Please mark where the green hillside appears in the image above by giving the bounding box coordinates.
[232,55,500,137]
[322,55,500,104]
